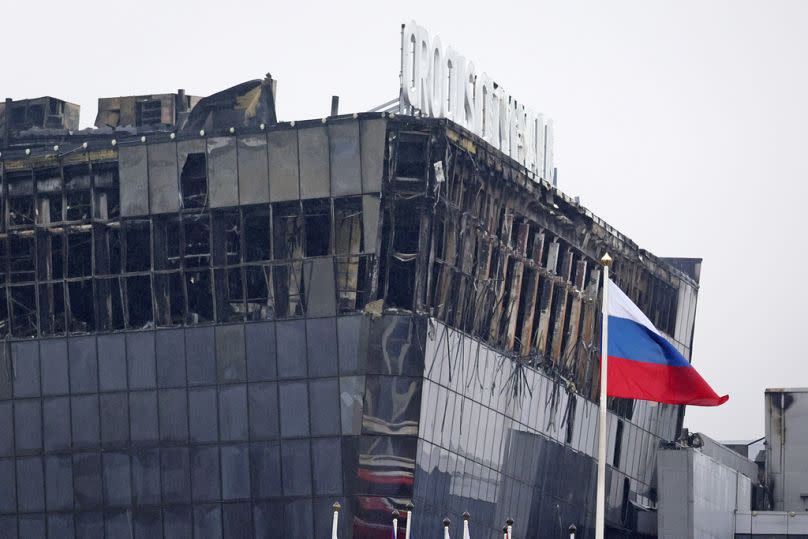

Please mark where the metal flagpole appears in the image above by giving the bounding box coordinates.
[443,517,451,539]
[595,253,612,539]
[404,502,413,539]
[331,501,341,539]
[393,510,399,537]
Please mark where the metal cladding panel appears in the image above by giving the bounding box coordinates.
[237,134,270,205]
[303,257,336,317]
[297,127,330,199]
[206,137,238,208]
[751,511,789,533]
[328,121,361,196]
[360,119,386,193]
[147,142,179,214]
[119,145,149,216]
[361,195,380,253]
[267,130,299,201]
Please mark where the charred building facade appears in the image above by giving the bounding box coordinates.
[0,76,700,538]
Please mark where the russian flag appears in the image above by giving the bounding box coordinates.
[607,279,728,406]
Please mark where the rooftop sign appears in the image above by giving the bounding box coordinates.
[399,21,553,180]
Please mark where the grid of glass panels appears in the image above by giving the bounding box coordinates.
[410,323,680,539]
[0,316,374,538]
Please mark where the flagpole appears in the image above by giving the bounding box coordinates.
[393,510,399,537]
[331,501,341,539]
[404,502,413,539]
[595,253,612,539]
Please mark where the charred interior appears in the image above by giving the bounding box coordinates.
[0,97,699,408]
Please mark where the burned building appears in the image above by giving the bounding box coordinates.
[0,72,700,538]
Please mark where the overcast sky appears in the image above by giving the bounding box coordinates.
[5,0,807,440]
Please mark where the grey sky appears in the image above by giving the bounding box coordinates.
[4,0,806,440]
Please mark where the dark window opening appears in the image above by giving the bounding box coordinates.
[35,168,62,224]
[613,419,624,469]
[243,205,270,262]
[7,171,35,227]
[383,201,420,310]
[10,285,37,337]
[154,216,181,271]
[272,262,304,318]
[180,153,207,209]
[39,282,65,336]
[245,265,273,321]
[68,279,95,333]
[0,287,9,338]
[334,197,363,255]
[185,269,213,324]
[96,277,124,331]
[212,210,241,266]
[154,272,185,327]
[136,100,163,127]
[93,164,120,220]
[272,202,302,261]
[9,236,36,283]
[36,231,63,281]
[67,231,93,278]
[124,220,151,273]
[395,133,429,178]
[64,165,92,222]
[94,226,121,276]
[215,268,243,322]
[27,105,44,127]
[125,275,153,329]
[183,214,210,268]
[303,199,330,257]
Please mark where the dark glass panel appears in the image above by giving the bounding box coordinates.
[279,381,309,438]
[191,446,220,503]
[161,446,191,504]
[280,439,311,497]
[40,338,68,395]
[248,382,279,440]
[309,378,341,436]
[159,388,189,443]
[219,384,248,442]
[221,444,250,500]
[189,387,219,444]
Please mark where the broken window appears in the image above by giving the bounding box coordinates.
[185,269,213,324]
[9,235,36,283]
[272,202,303,318]
[207,137,238,208]
[35,167,62,225]
[334,197,363,311]
[272,262,303,318]
[153,216,181,271]
[125,275,153,329]
[381,200,420,310]
[147,142,180,215]
[394,133,429,178]
[272,202,302,260]
[179,149,207,210]
[67,229,93,278]
[67,279,95,333]
[303,199,330,257]
[94,224,121,276]
[0,287,9,338]
[95,277,124,331]
[92,163,119,220]
[303,257,336,317]
[154,272,185,327]
[64,164,92,222]
[212,209,241,267]
[39,282,65,336]
[10,284,37,337]
[123,219,151,273]
[7,171,35,227]
[183,213,210,268]
[244,265,273,320]
[36,230,63,281]
[214,267,243,322]
[243,205,270,262]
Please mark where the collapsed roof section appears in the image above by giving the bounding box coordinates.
[1,73,278,148]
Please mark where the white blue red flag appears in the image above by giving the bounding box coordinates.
[606,280,728,406]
